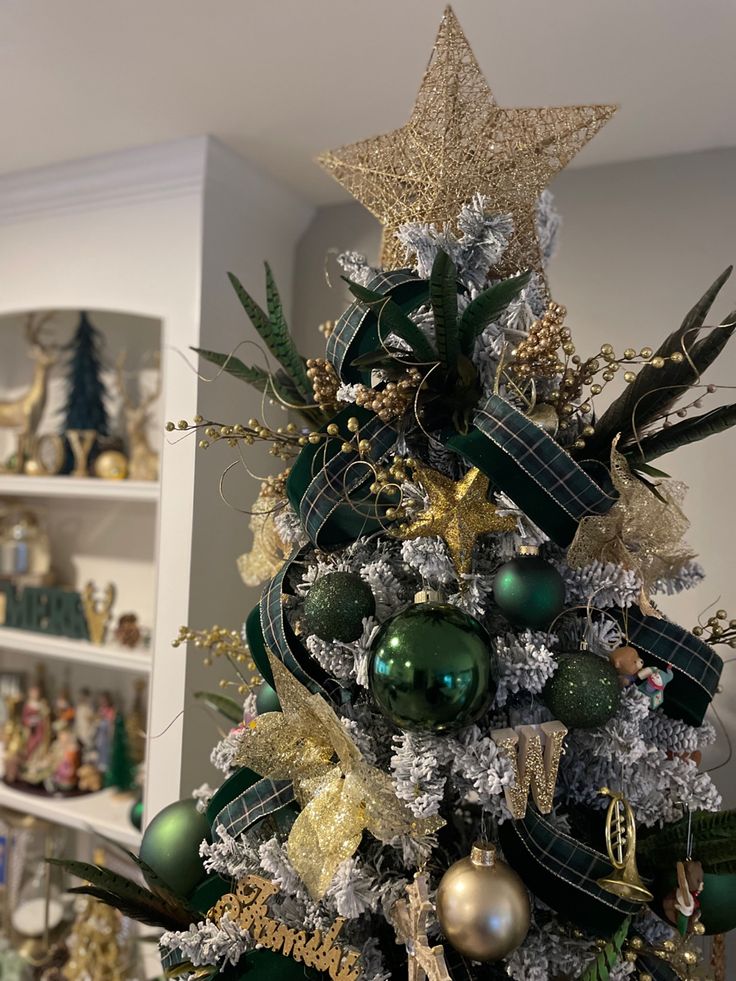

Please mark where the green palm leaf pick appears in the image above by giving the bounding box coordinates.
[632,403,736,463]
[458,270,531,353]
[430,250,459,369]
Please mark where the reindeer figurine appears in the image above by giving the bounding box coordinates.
[0,313,58,467]
[115,351,161,481]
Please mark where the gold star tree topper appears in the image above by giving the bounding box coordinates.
[393,464,516,574]
[319,6,616,279]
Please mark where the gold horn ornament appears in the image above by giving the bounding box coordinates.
[596,786,653,904]
[234,653,445,899]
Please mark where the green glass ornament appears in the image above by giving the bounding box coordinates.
[255,680,281,714]
[492,547,565,630]
[139,797,211,898]
[368,599,497,732]
[129,796,144,831]
[303,571,375,642]
[543,651,621,728]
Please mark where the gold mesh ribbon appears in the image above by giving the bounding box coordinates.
[235,654,444,899]
[567,438,694,617]
[237,488,290,587]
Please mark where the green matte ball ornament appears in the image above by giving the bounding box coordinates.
[492,547,566,630]
[303,571,375,642]
[129,796,144,831]
[655,870,736,935]
[139,797,211,898]
[543,651,622,729]
[368,597,497,732]
[255,681,281,714]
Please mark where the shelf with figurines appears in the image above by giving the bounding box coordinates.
[0,310,161,490]
[0,666,145,843]
[0,505,153,670]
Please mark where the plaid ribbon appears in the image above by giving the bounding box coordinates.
[259,546,343,701]
[287,406,397,549]
[613,606,723,727]
[211,775,295,840]
[447,395,615,547]
[326,268,428,383]
[499,805,643,936]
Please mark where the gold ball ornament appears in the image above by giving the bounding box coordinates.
[436,842,530,961]
[94,450,129,480]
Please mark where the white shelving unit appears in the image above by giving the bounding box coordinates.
[0,627,152,674]
[0,474,160,503]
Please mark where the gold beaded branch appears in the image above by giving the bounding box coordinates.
[692,609,736,647]
[173,625,260,696]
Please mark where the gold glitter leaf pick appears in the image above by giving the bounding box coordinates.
[235,654,444,899]
[392,464,516,575]
[318,6,616,282]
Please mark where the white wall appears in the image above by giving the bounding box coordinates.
[291,147,736,804]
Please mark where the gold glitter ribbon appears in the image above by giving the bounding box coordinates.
[237,487,291,587]
[235,654,444,899]
[567,437,693,617]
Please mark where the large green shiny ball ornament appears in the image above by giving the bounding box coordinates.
[492,553,566,630]
[368,601,497,732]
[543,651,621,728]
[139,797,211,898]
[255,681,281,714]
[303,571,375,642]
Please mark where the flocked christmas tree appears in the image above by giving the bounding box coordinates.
[62,311,110,469]
[57,8,736,981]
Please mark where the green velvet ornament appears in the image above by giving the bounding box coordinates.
[129,796,144,831]
[368,600,497,733]
[492,551,565,630]
[139,797,211,899]
[303,571,375,642]
[255,681,281,714]
[654,870,736,935]
[543,651,621,729]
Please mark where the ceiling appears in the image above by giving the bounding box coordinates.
[2,0,735,206]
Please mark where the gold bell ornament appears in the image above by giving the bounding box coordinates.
[436,842,530,962]
[596,787,653,904]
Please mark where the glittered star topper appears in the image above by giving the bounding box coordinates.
[319,6,616,279]
[393,464,516,574]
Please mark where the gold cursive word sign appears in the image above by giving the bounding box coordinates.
[208,874,362,981]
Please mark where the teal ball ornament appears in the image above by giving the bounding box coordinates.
[303,571,375,642]
[255,681,281,714]
[492,550,565,630]
[543,651,621,729]
[139,797,211,898]
[368,601,497,732]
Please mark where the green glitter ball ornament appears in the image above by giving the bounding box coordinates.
[492,548,565,630]
[303,571,375,642]
[543,650,621,729]
[139,797,211,898]
[368,598,498,733]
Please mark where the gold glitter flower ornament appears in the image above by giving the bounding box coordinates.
[318,6,616,283]
[235,653,444,899]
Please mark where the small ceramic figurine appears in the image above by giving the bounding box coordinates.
[48,727,81,793]
[53,688,75,730]
[637,663,674,709]
[74,688,96,748]
[20,684,51,780]
[609,645,647,687]
[94,692,116,773]
[1,695,26,784]
[114,613,141,649]
[662,859,704,935]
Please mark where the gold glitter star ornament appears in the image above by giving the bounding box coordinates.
[393,464,516,574]
[318,6,616,277]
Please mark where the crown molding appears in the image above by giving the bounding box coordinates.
[0,136,210,225]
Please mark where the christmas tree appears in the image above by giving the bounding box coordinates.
[104,712,136,792]
[62,311,110,435]
[59,8,736,981]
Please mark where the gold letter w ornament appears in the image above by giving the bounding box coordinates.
[491,721,567,819]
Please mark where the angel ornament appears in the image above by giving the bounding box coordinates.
[115,351,161,481]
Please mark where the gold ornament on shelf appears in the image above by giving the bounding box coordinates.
[93,450,129,480]
[237,479,292,587]
[436,842,530,962]
[567,438,693,618]
[235,653,444,899]
[490,721,567,819]
[81,581,115,646]
[596,787,653,904]
[318,6,616,278]
[208,875,362,981]
[391,873,450,981]
[114,351,161,481]
[392,464,516,575]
